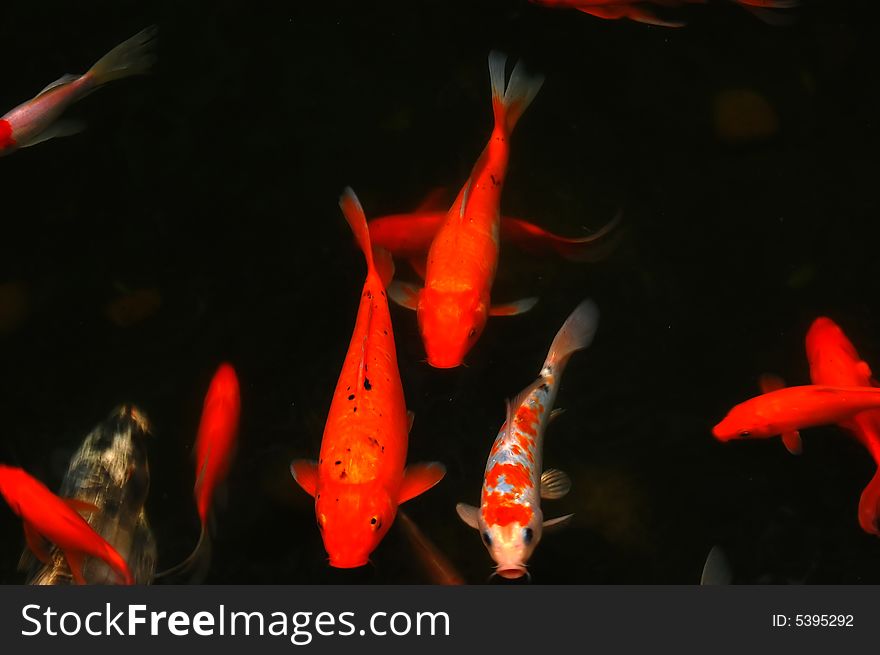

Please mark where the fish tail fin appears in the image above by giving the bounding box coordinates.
[154,523,212,582]
[733,0,798,25]
[86,26,158,87]
[339,187,394,288]
[489,51,544,137]
[858,466,880,536]
[543,299,599,372]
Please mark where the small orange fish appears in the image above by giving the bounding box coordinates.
[0,27,156,156]
[0,464,133,584]
[291,188,445,568]
[806,317,880,535]
[157,363,240,579]
[712,383,880,454]
[389,52,544,368]
[368,193,621,279]
[529,0,797,27]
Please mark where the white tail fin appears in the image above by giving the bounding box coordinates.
[488,51,544,136]
[543,299,599,372]
[87,26,158,87]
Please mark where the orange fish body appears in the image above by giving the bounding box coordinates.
[806,317,880,535]
[0,464,133,584]
[529,0,797,27]
[291,189,445,568]
[389,53,544,368]
[368,207,621,270]
[713,384,880,446]
[194,363,241,528]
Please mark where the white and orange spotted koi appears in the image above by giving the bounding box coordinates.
[456,300,599,578]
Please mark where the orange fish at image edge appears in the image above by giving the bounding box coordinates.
[712,381,880,456]
[389,52,545,368]
[290,188,445,568]
[0,464,133,584]
[806,317,880,535]
[529,0,798,28]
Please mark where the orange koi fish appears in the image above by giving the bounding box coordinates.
[712,383,880,453]
[530,0,797,27]
[806,317,880,535]
[389,52,544,368]
[291,188,446,568]
[457,300,599,579]
[157,363,240,579]
[0,26,156,156]
[368,195,621,279]
[0,464,133,584]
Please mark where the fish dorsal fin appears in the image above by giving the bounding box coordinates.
[540,469,571,500]
[782,431,803,456]
[700,545,732,586]
[63,498,99,516]
[399,462,446,504]
[542,514,574,531]
[290,460,318,497]
[759,373,786,393]
[356,330,370,401]
[388,281,421,311]
[455,503,480,530]
[16,119,85,149]
[415,187,449,213]
[549,408,565,423]
[36,74,80,97]
[509,377,547,420]
[459,176,474,220]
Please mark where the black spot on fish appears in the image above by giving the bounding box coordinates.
[346,448,351,452]
[383,330,387,335]
[381,445,385,453]
[539,383,550,392]
[364,377,372,391]
[490,174,499,187]
[353,407,358,413]
[335,460,342,466]
[340,471,347,479]
[348,394,355,401]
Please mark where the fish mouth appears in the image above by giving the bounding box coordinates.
[328,557,369,569]
[495,566,528,580]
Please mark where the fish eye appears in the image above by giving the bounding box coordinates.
[370,516,382,530]
[739,431,751,438]
[482,531,492,546]
[523,527,534,544]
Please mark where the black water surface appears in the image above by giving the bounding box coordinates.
[1,0,879,583]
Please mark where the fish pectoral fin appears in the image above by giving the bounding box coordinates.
[489,297,538,317]
[399,462,446,504]
[290,460,319,497]
[540,469,572,500]
[17,119,86,148]
[408,257,427,280]
[455,503,480,530]
[22,521,52,564]
[63,498,100,516]
[407,411,415,434]
[549,408,565,422]
[782,431,803,456]
[388,281,421,311]
[759,373,786,393]
[700,546,732,586]
[63,551,87,585]
[856,360,874,380]
[542,514,574,531]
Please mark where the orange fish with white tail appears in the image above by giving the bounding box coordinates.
[291,188,445,568]
[806,317,880,535]
[389,52,544,368]
[457,300,599,579]
[0,26,157,156]
[529,1,797,27]
[0,464,133,584]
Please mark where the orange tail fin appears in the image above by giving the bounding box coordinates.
[339,187,394,288]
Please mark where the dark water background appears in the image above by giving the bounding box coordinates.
[2,0,879,584]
